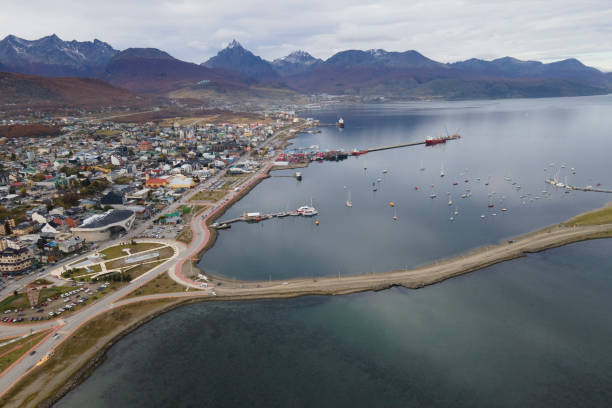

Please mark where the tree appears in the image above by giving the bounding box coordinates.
[19,186,27,197]
[10,152,16,161]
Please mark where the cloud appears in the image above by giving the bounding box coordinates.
[1,0,611,70]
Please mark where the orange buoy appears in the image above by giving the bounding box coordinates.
[389,201,395,207]
[315,220,319,225]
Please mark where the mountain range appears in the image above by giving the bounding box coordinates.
[0,34,610,104]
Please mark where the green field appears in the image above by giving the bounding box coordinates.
[98,242,164,260]
[566,205,612,226]
[0,294,29,311]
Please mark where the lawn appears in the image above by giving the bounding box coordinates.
[39,286,76,302]
[0,330,51,374]
[0,294,29,311]
[98,242,164,260]
[189,190,226,202]
[566,205,612,227]
[104,245,174,271]
[176,226,193,244]
[126,272,185,298]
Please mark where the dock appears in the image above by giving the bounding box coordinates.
[213,210,305,229]
[545,178,612,193]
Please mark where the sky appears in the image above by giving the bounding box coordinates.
[2,0,612,71]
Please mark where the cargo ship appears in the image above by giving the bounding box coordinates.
[425,136,446,146]
[337,117,345,128]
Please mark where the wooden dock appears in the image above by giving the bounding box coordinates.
[214,211,302,229]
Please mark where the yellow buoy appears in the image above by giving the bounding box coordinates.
[389,201,395,207]
[315,220,319,225]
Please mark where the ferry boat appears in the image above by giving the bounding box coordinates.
[297,205,318,216]
[337,117,345,128]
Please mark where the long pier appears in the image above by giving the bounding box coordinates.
[545,178,612,193]
[213,211,306,229]
[367,140,426,152]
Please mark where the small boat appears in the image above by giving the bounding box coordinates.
[337,117,345,128]
[448,199,452,206]
[480,214,486,219]
[429,193,437,199]
[383,169,388,174]
[346,190,352,207]
[452,182,458,186]
[449,216,455,221]
[393,208,398,221]
[414,186,419,190]
[501,208,508,212]
[377,178,382,182]
[492,213,497,216]
[440,163,445,178]
[488,204,494,208]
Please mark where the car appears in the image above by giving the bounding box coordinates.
[48,312,54,316]
[29,350,36,356]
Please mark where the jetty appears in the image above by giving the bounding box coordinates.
[545,178,612,193]
[213,210,312,229]
[278,134,461,164]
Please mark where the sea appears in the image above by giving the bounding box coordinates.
[55,96,612,407]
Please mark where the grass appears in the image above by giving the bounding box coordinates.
[565,205,612,227]
[122,261,165,280]
[126,272,185,298]
[0,330,51,374]
[176,226,193,244]
[30,279,52,286]
[39,286,75,302]
[98,242,163,260]
[189,190,226,202]
[0,294,29,311]
[104,246,174,270]
[62,264,102,279]
[0,299,179,408]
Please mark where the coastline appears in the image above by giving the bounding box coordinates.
[4,118,612,405]
[3,215,612,407]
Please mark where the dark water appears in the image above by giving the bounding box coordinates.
[56,239,612,408]
[201,96,612,281]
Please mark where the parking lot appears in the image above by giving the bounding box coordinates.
[1,282,112,324]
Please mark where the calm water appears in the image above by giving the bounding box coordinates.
[201,96,612,280]
[56,239,612,408]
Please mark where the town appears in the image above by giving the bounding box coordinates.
[0,110,312,304]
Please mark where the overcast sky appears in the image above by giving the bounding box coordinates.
[2,0,611,70]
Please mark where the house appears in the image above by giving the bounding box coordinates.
[0,218,16,235]
[145,172,169,188]
[0,243,33,275]
[101,191,124,207]
[13,222,35,236]
[57,236,84,254]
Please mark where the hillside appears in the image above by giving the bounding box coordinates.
[102,48,249,94]
[0,71,149,112]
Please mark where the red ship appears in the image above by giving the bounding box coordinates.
[425,136,446,146]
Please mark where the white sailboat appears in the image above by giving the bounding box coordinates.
[346,190,352,207]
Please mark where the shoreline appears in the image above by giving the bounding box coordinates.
[4,118,612,405]
[3,214,612,407]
